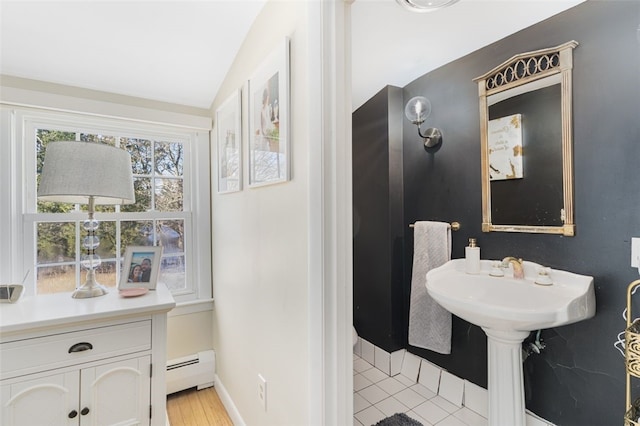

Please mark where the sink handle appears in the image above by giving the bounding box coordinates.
[535,267,553,286]
[489,261,504,277]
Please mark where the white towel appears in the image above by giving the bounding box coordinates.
[408,221,452,354]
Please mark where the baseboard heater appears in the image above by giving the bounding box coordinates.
[166,350,215,395]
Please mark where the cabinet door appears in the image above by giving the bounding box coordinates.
[80,356,151,426]
[0,370,80,426]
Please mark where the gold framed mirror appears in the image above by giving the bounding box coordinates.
[473,40,578,236]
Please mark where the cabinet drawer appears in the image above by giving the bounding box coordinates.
[0,320,151,380]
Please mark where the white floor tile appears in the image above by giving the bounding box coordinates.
[354,405,386,426]
[413,400,449,425]
[453,407,488,426]
[376,396,410,417]
[353,346,498,426]
[362,339,376,365]
[418,359,441,394]
[407,410,434,426]
[359,384,390,405]
[375,346,391,375]
[431,395,459,414]
[463,380,488,419]
[362,366,389,384]
[438,371,464,407]
[354,392,371,414]
[354,374,373,392]
[435,414,467,426]
[391,350,405,376]
[394,387,428,409]
[354,357,374,373]
[377,376,407,396]
[410,383,437,400]
[395,373,417,387]
[400,352,422,382]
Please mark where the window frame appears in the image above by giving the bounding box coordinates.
[1,106,212,305]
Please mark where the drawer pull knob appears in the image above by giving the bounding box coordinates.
[68,342,93,353]
[68,410,78,419]
[81,407,90,416]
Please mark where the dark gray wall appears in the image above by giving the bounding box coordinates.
[353,86,405,352]
[353,1,640,424]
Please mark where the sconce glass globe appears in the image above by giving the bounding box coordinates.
[404,96,431,125]
[396,0,460,13]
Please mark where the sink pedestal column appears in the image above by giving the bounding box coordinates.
[482,328,530,426]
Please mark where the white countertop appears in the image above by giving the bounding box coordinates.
[0,283,176,336]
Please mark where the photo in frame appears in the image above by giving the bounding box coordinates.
[118,246,163,290]
[248,37,290,187]
[216,89,242,193]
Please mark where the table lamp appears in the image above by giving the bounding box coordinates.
[38,141,135,298]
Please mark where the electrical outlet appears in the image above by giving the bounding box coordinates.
[633,238,640,268]
[257,374,267,411]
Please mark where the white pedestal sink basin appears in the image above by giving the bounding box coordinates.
[426,259,595,426]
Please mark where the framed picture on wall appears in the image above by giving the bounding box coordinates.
[247,37,290,187]
[118,246,163,290]
[216,88,242,193]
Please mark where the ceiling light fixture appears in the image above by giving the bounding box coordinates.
[395,0,460,13]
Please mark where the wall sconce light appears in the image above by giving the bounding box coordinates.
[395,0,460,13]
[404,96,443,151]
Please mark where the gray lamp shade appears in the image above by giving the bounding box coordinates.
[38,141,135,205]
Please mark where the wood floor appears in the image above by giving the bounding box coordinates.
[167,387,233,426]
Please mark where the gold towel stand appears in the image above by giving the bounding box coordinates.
[409,221,460,231]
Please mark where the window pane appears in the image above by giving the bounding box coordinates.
[92,220,116,260]
[157,220,184,254]
[121,178,152,213]
[124,138,153,175]
[37,222,76,264]
[36,130,77,213]
[36,265,76,294]
[30,123,193,297]
[80,133,116,147]
[155,178,183,211]
[161,255,185,291]
[155,142,183,176]
[95,260,117,288]
[121,220,154,252]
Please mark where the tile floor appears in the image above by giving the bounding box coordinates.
[353,353,487,426]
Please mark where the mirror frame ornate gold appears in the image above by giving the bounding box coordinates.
[473,40,578,236]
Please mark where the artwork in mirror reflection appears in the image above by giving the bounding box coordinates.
[488,114,523,181]
[488,84,563,226]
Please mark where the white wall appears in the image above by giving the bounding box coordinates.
[210,2,313,425]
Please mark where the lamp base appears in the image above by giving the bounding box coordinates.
[72,284,108,299]
[72,270,108,299]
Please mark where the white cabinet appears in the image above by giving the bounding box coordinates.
[2,356,150,425]
[0,284,175,426]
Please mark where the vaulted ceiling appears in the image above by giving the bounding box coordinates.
[0,0,584,111]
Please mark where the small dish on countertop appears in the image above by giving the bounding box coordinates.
[119,287,149,298]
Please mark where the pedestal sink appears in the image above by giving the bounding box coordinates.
[426,259,595,426]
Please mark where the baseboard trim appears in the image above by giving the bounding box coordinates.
[214,374,246,426]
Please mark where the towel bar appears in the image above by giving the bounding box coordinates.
[409,221,460,231]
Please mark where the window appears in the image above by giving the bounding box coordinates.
[2,107,211,304]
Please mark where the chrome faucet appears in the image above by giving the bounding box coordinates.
[501,256,524,279]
